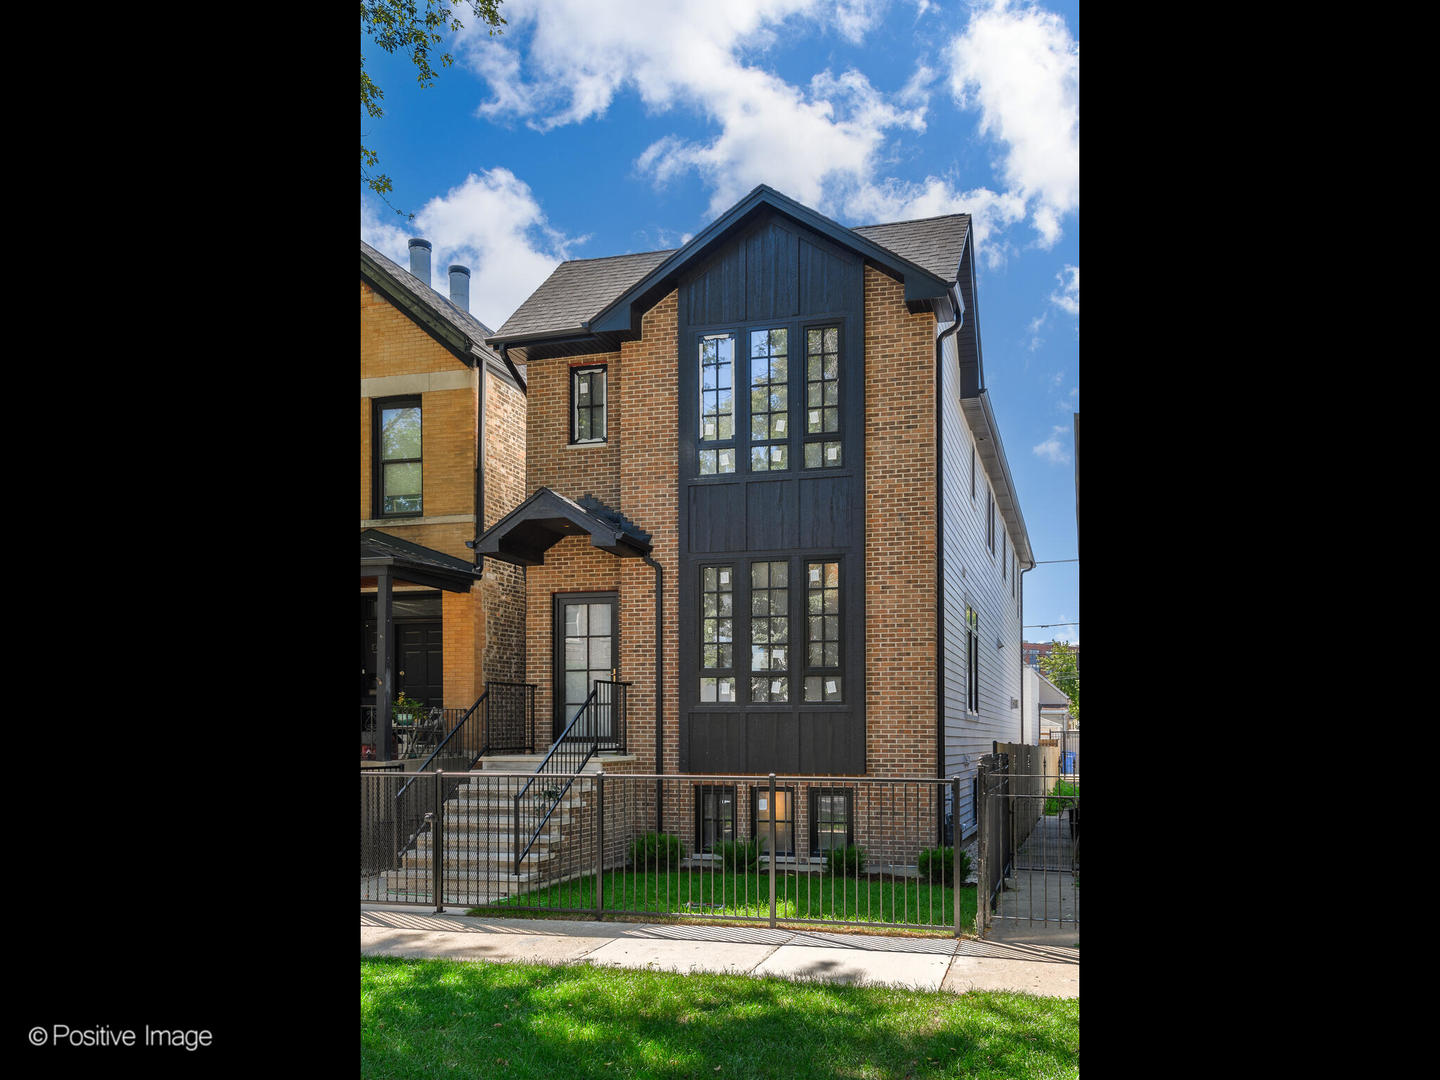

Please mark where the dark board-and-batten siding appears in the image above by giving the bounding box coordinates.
[677,211,867,775]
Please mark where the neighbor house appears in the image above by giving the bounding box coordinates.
[474,185,1032,850]
[361,239,528,759]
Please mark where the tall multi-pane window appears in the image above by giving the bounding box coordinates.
[571,365,607,443]
[804,560,842,702]
[753,786,795,856]
[696,786,737,853]
[699,334,736,475]
[699,566,735,702]
[749,329,789,471]
[376,398,422,516]
[810,788,853,853]
[965,605,980,713]
[803,327,842,468]
[749,561,790,702]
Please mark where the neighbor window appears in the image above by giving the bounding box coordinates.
[810,788,854,854]
[966,605,980,713]
[375,397,422,516]
[699,334,736,474]
[986,486,995,554]
[699,565,735,702]
[570,365,607,443]
[803,560,842,702]
[803,326,842,468]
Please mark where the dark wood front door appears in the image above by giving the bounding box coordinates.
[553,593,618,740]
[397,622,444,708]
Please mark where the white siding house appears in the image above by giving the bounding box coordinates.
[935,254,1034,841]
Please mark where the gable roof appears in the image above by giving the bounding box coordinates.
[361,241,525,389]
[487,186,968,354]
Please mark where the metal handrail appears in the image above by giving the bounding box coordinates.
[511,682,617,874]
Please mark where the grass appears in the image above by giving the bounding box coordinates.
[1042,780,1079,816]
[469,868,976,931]
[361,955,1079,1080]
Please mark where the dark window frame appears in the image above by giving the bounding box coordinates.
[569,363,608,444]
[698,562,737,705]
[695,784,738,854]
[802,557,844,704]
[697,331,739,475]
[808,786,855,855]
[986,485,995,554]
[966,603,980,714]
[372,395,423,519]
[747,327,791,473]
[751,784,796,857]
[801,322,844,470]
[746,558,791,704]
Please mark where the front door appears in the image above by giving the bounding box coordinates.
[397,622,444,708]
[554,592,618,740]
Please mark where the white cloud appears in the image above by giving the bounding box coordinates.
[360,169,579,331]
[1033,424,1072,465]
[948,0,1079,247]
[1050,263,1079,315]
[1025,312,1048,353]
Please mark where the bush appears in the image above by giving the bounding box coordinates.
[629,832,687,870]
[714,837,761,871]
[918,846,971,886]
[823,844,866,877]
[1044,779,1079,816]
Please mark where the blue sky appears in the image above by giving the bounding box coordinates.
[361,0,1079,646]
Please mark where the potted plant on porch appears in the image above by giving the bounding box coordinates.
[392,691,424,727]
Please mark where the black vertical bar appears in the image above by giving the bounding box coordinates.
[376,567,393,761]
[596,773,605,919]
[768,773,777,928]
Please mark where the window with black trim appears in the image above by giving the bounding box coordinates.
[966,605,980,713]
[753,786,795,856]
[803,326,842,468]
[1001,530,1007,578]
[375,397,422,517]
[698,334,736,474]
[803,560,842,702]
[749,561,789,702]
[699,565,735,702]
[970,440,976,502]
[570,365,607,443]
[695,785,737,853]
[809,787,853,854]
[748,329,789,471]
[986,485,995,554]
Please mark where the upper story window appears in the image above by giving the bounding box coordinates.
[749,329,789,472]
[571,365,607,444]
[970,440,976,502]
[375,397,422,517]
[803,327,842,469]
[1001,530,1007,578]
[986,485,995,554]
[699,335,736,474]
[966,605,980,713]
[804,560,842,703]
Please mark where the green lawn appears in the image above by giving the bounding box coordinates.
[470,868,976,931]
[361,956,1079,1080]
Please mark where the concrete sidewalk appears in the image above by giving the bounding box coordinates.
[361,905,1078,998]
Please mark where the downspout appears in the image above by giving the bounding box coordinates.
[934,286,964,843]
[474,354,486,574]
[642,552,664,833]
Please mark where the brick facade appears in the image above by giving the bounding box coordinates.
[361,277,528,712]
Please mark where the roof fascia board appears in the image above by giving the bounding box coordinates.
[588,186,951,336]
[961,390,1034,568]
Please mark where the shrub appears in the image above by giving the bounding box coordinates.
[714,837,761,871]
[823,844,866,877]
[630,832,687,870]
[1044,779,1079,816]
[917,846,971,886]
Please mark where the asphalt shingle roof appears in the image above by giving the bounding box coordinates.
[361,240,498,358]
[488,211,969,343]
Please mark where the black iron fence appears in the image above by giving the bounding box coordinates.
[975,754,1079,933]
[360,683,536,763]
[362,769,976,935]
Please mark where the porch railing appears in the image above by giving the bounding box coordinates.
[511,680,628,873]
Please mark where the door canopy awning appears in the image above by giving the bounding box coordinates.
[474,487,653,566]
[360,529,480,592]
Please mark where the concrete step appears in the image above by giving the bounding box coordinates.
[383,868,548,890]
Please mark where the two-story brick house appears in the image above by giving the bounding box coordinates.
[361,239,528,759]
[474,185,1031,847]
